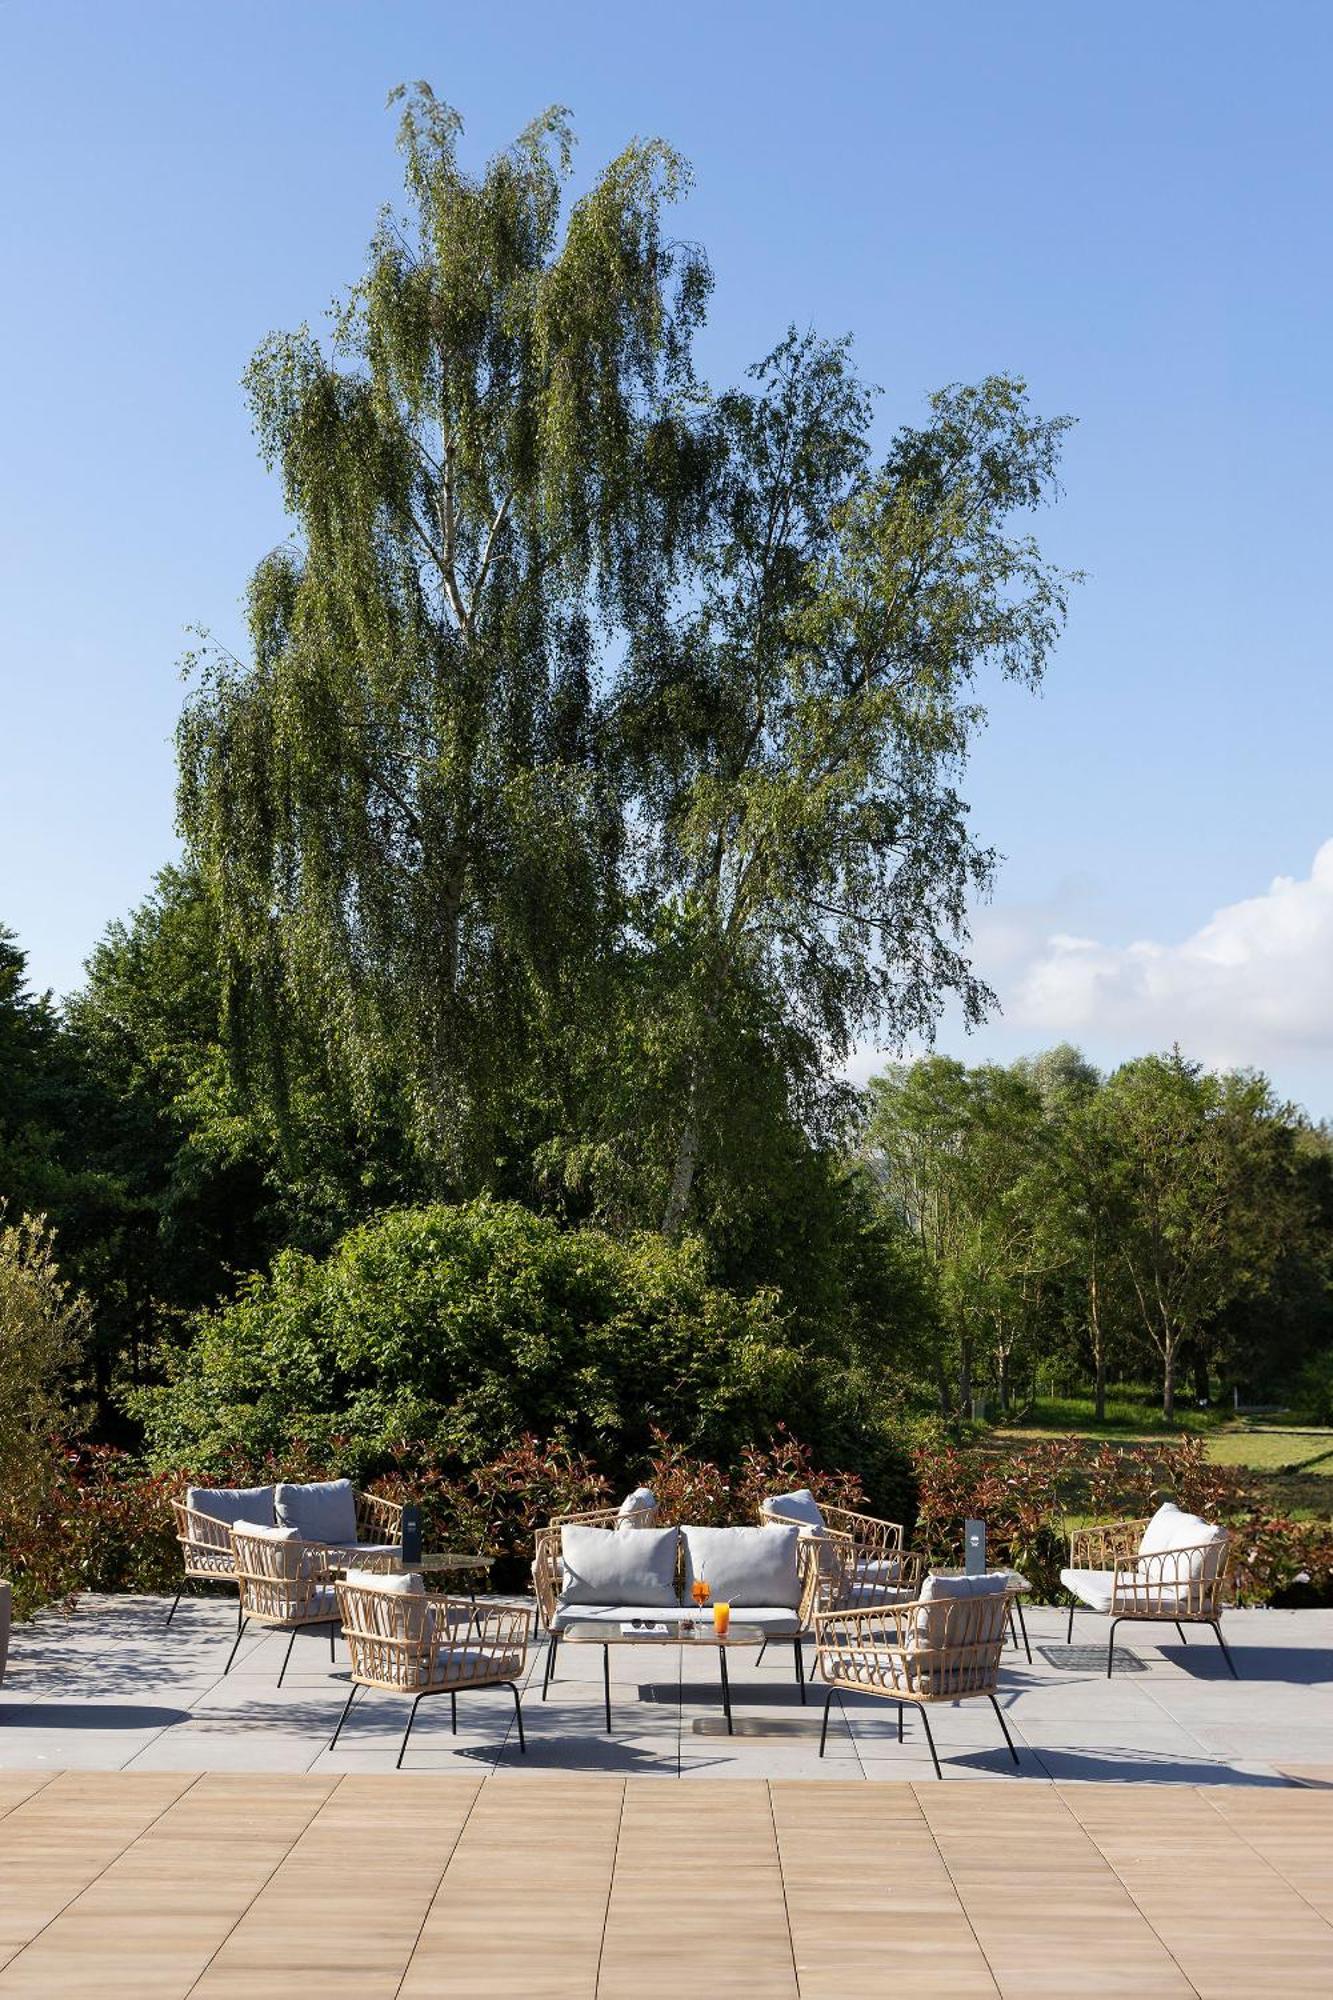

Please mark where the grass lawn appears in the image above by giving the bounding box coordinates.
[991,1394,1333,1518]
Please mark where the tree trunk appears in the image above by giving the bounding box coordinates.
[958,1337,974,1420]
[661,1068,701,1236]
[1162,1342,1176,1423]
[1193,1349,1210,1406]
[1089,1272,1105,1423]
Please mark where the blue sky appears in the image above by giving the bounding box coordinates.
[2,1,1330,1115]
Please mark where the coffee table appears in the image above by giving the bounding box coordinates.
[558,1619,773,1734]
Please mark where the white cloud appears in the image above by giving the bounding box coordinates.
[1006,840,1333,1071]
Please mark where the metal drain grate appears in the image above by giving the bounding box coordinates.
[1040,1643,1147,1673]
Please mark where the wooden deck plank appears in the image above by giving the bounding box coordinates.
[0,1773,199,1974]
[0,1773,338,1996]
[0,1772,1332,1995]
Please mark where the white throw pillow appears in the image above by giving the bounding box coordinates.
[761,1489,826,1533]
[617,1487,658,1530]
[559,1525,679,1607]
[343,1567,424,1596]
[681,1525,802,1610]
[342,1566,428,1639]
[1137,1503,1227,1584]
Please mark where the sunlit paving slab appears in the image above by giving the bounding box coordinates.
[3,1595,1332,1787]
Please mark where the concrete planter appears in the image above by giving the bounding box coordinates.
[0,1579,9,1686]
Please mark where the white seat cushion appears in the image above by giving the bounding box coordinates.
[682,1525,802,1610]
[429,1647,523,1685]
[559,1525,679,1607]
[327,1542,401,1563]
[235,1521,302,1542]
[1061,1566,1116,1611]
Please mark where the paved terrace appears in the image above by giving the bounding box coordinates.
[0,1597,1331,1994]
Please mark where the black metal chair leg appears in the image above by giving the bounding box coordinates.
[397,1692,424,1769]
[719,1649,733,1735]
[450,1690,458,1735]
[755,1640,768,1667]
[1107,1617,1121,1678]
[1014,1597,1032,1665]
[1174,1621,1188,1646]
[329,1621,337,1661]
[165,1587,183,1629]
[793,1637,806,1705]
[542,1633,559,1699]
[918,1705,943,1781]
[1066,1599,1076,1644]
[602,1644,612,1732]
[223,1611,249,1676]
[819,1690,835,1757]
[897,1702,904,1743]
[1215,1622,1239,1678]
[329,1681,359,1751]
[509,1682,526,1753]
[989,1693,1020,1767]
[278,1625,300,1687]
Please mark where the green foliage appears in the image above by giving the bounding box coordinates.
[178,87,711,1194]
[866,1044,1332,1427]
[132,1197,874,1482]
[0,1214,93,1616]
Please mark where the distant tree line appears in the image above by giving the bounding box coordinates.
[864,1045,1333,1421]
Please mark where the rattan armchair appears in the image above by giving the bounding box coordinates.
[759,1495,915,1615]
[226,1526,340,1682]
[814,1582,1019,1778]
[331,1576,529,1764]
[1062,1510,1236,1677]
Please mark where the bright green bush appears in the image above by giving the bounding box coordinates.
[133,1198,869,1485]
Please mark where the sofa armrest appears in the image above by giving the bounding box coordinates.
[355,1489,405,1543]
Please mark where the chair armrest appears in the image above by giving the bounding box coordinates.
[425,1597,529,1674]
[1069,1519,1147,1568]
[171,1501,236,1561]
[355,1489,405,1542]
[532,1529,561,1628]
[823,1505,905,1556]
[1111,1543,1231,1613]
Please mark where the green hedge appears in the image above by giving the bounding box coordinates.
[133,1198,912,1513]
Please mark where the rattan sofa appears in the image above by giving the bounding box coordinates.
[168,1478,404,1626]
[1061,1500,1236,1676]
[536,1520,825,1703]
